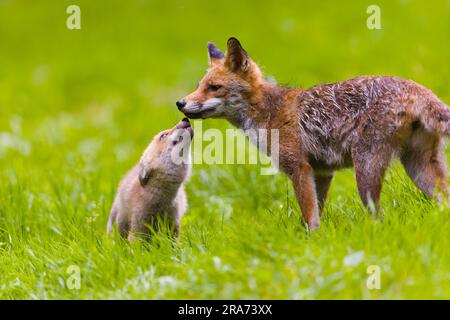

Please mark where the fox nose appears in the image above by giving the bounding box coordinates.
[176,118,191,129]
[176,100,186,110]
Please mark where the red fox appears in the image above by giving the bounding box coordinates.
[107,118,193,240]
[177,37,449,231]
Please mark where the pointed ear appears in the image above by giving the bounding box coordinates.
[225,37,249,72]
[138,164,153,187]
[207,42,225,66]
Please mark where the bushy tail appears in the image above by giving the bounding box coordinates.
[418,100,450,136]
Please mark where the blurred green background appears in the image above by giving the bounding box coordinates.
[0,0,449,299]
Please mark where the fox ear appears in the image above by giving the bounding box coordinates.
[207,42,225,66]
[138,164,153,187]
[225,37,249,72]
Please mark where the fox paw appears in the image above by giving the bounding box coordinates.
[306,219,320,232]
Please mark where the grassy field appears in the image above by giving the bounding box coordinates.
[0,0,449,299]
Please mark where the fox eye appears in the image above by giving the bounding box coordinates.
[160,133,168,140]
[208,84,222,91]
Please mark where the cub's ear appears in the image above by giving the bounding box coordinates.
[225,37,249,72]
[207,42,225,66]
[138,164,153,187]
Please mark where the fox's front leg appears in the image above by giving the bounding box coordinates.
[292,162,320,231]
[314,172,334,215]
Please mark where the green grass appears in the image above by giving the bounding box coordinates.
[0,0,450,299]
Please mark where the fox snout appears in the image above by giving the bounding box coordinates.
[176,117,191,128]
[175,117,194,138]
[176,100,186,110]
[176,98,204,118]
[176,98,226,119]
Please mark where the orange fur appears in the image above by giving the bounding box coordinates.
[178,38,449,231]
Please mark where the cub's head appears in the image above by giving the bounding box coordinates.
[138,118,193,187]
[177,37,264,123]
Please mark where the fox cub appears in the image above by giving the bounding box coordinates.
[177,37,449,231]
[107,118,193,240]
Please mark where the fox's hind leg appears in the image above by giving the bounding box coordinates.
[352,143,395,211]
[400,130,448,201]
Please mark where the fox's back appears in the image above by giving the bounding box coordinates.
[297,76,442,167]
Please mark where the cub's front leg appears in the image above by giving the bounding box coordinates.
[292,161,320,231]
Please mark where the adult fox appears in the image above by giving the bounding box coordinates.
[177,37,449,231]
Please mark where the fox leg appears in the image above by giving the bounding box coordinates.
[106,202,118,235]
[314,172,334,215]
[127,215,149,241]
[352,144,394,210]
[292,162,320,231]
[107,202,130,239]
[400,132,448,201]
